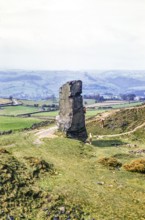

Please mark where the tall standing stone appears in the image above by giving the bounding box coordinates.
[57,80,88,142]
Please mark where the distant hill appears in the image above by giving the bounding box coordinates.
[0,70,145,99]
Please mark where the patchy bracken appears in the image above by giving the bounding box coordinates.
[98,157,122,168]
[0,150,90,219]
[24,156,54,178]
[0,150,44,219]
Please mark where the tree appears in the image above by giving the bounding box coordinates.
[9,96,13,101]
[120,94,136,101]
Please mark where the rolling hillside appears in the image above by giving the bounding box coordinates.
[0,70,145,99]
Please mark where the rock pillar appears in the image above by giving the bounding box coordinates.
[57,80,88,142]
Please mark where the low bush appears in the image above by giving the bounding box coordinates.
[98,157,122,168]
[123,159,145,173]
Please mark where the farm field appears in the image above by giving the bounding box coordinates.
[0,98,12,105]
[0,105,40,116]
[86,100,142,108]
[83,98,96,105]
[20,98,96,106]
[32,109,106,118]
[112,101,143,109]
[0,100,142,117]
[20,99,59,106]
[32,111,59,117]
[0,116,42,131]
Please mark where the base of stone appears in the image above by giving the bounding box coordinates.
[67,128,88,142]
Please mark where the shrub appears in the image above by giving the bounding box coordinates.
[98,157,122,168]
[123,159,145,173]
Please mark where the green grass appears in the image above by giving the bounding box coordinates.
[84,99,96,105]
[0,131,145,219]
[86,109,106,118]
[0,105,40,116]
[33,109,105,118]
[33,111,59,117]
[20,99,59,106]
[0,102,145,219]
[112,101,143,109]
[0,116,42,131]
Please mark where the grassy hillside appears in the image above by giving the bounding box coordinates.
[86,104,145,135]
[0,129,145,219]
[1,103,145,219]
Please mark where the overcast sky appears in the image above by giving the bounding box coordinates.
[0,0,145,70]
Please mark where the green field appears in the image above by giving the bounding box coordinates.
[0,105,40,116]
[112,101,143,109]
[83,99,96,105]
[32,109,106,118]
[20,99,59,106]
[32,111,59,117]
[20,98,95,106]
[0,116,42,131]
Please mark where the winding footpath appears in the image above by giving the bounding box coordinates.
[33,126,57,145]
[97,122,145,138]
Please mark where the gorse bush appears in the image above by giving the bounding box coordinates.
[123,159,145,173]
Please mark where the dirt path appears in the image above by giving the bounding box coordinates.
[33,126,57,145]
[97,122,145,139]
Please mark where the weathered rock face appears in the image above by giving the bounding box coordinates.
[57,80,88,142]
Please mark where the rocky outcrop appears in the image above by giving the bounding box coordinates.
[57,80,88,142]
